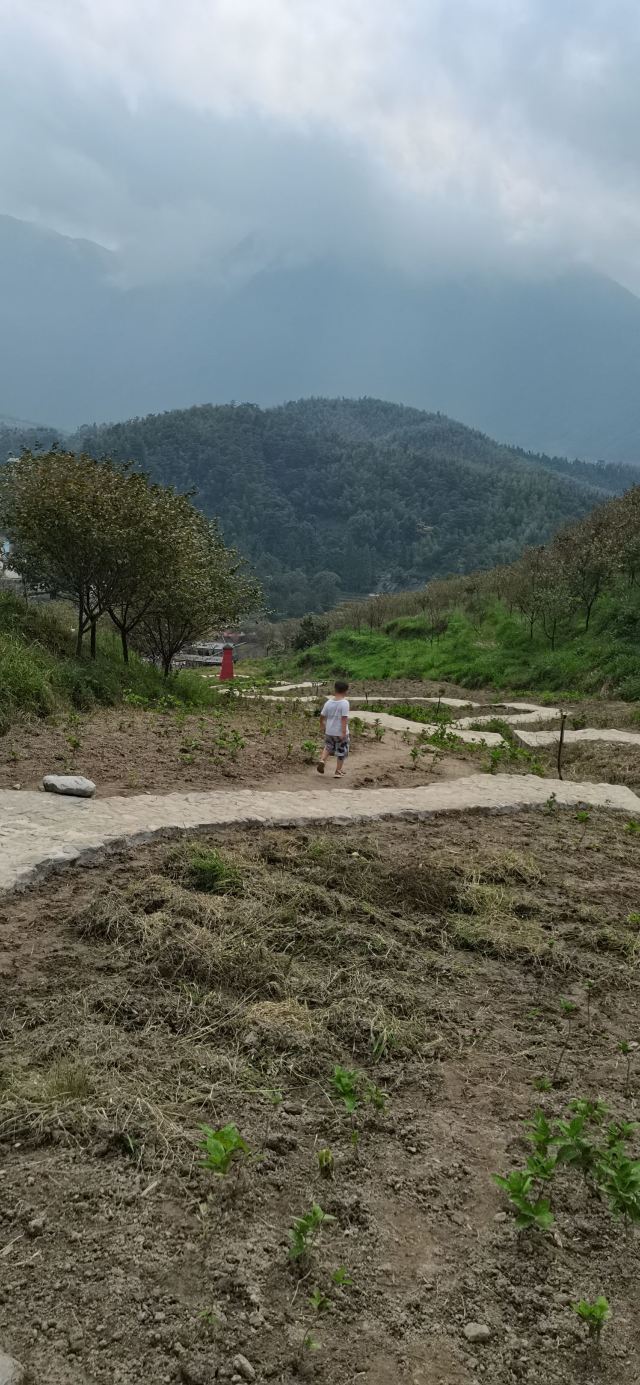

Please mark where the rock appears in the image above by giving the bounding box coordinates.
[493,1212,507,1223]
[232,1356,256,1382]
[43,774,96,798]
[27,1212,46,1237]
[464,1323,492,1344]
[0,1353,25,1385]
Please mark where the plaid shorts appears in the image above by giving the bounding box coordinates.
[324,734,350,761]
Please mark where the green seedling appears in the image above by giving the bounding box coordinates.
[301,738,318,763]
[199,1123,249,1176]
[533,1075,553,1093]
[544,792,558,815]
[317,1148,335,1180]
[410,743,422,767]
[571,1296,610,1340]
[599,1149,640,1225]
[373,719,385,741]
[331,1065,360,1114]
[569,1098,609,1126]
[363,1079,388,1114]
[625,818,640,834]
[289,1204,336,1263]
[308,1288,331,1313]
[493,1169,555,1231]
[331,1266,353,1287]
[527,1109,553,1154]
[552,1114,600,1179]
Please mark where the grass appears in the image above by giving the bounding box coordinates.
[0,592,229,731]
[293,589,640,699]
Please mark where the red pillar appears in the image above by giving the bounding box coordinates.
[219,644,234,681]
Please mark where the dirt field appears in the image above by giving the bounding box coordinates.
[1,808,639,1384]
[0,694,480,797]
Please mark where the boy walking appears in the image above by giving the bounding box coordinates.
[317,680,350,777]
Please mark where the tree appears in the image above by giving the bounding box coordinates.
[0,450,125,656]
[292,614,329,651]
[553,512,612,630]
[139,507,260,676]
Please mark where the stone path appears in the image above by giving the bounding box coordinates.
[349,709,504,746]
[515,727,640,748]
[1,775,639,897]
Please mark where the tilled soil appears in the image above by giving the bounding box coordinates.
[0,699,480,797]
[1,809,639,1384]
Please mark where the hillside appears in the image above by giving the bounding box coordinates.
[66,398,635,616]
[3,216,640,461]
[290,481,640,699]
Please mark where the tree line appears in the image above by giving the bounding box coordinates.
[280,485,640,653]
[0,450,260,674]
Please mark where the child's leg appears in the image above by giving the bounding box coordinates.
[317,735,335,772]
[334,738,349,776]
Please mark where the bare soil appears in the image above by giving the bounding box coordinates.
[1,809,640,1384]
[0,698,478,798]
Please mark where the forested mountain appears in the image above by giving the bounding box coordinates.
[3,215,640,463]
[50,398,633,617]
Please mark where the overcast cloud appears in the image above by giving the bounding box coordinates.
[1,0,640,289]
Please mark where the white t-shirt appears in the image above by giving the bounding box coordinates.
[322,697,350,737]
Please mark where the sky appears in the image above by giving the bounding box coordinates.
[1,0,640,291]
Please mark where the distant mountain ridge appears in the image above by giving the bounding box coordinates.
[2,214,640,462]
[67,397,640,615]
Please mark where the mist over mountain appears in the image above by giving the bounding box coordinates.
[2,215,640,465]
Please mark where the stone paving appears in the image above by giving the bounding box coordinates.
[1,775,639,897]
[515,727,640,748]
[348,708,504,746]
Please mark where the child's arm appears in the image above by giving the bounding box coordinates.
[341,702,349,738]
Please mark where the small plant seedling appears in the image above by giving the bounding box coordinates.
[363,1079,388,1114]
[551,998,578,1085]
[571,1296,611,1340]
[493,1169,555,1231]
[570,1097,609,1124]
[301,738,318,763]
[410,743,422,767]
[199,1123,249,1176]
[370,1024,395,1063]
[544,792,558,815]
[598,1149,640,1226]
[289,1204,336,1262]
[373,719,385,741]
[331,1266,353,1287]
[308,1288,331,1313]
[317,1147,334,1179]
[331,1066,360,1114]
[618,1040,637,1098]
[552,1114,600,1179]
[533,1075,553,1093]
[624,819,640,835]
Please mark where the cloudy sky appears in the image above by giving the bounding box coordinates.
[1,0,640,290]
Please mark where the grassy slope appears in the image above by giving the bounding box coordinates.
[0,594,217,732]
[296,590,640,700]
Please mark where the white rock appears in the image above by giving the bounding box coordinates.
[464,1323,492,1343]
[0,1353,26,1385]
[42,774,96,798]
[232,1356,256,1382]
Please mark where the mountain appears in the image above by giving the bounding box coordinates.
[2,215,640,462]
[63,397,635,617]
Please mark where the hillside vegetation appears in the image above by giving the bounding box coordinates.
[290,484,640,699]
[4,398,637,618]
[0,594,217,733]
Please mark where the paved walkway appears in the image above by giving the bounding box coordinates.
[1,775,639,897]
[515,727,640,748]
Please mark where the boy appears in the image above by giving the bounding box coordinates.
[317,680,350,777]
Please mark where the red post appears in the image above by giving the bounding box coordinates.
[219,643,234,681]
